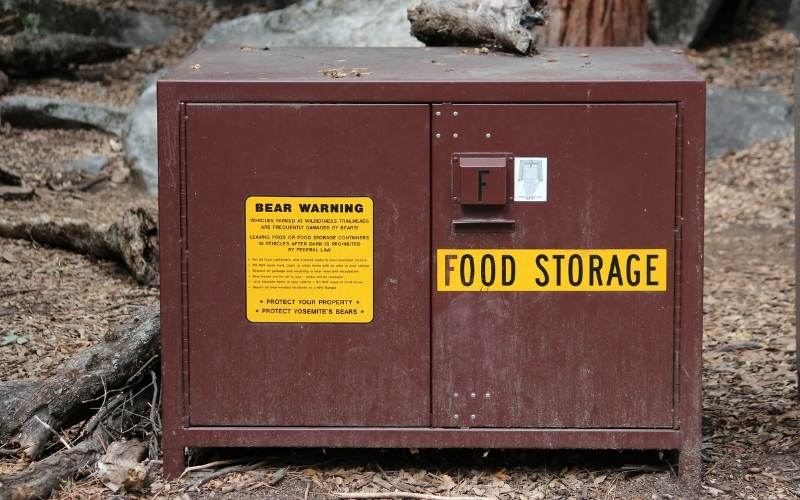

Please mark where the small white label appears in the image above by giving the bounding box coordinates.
[514,157,547,202]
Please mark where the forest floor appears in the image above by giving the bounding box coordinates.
[0,3,798,500]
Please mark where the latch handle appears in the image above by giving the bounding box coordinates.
[452,218,515,233]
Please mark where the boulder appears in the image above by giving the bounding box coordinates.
[113,10,179,47]
[706,86,793,159]
[0,95,130,135]
[786,0,800,36]
[199,0,421,48]
[64,154,108,174]
[648,0,724,47]
[124,74,159,195]
[127,0,420,194]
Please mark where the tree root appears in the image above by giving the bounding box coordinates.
[0,304,160,459]
[0,434,104,500]
[0,32,130,77]
[0,207,159,286]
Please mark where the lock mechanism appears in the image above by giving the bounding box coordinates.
[454,155,511,206]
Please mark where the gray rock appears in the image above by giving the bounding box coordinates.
[706,86,793,159]
[786,0,800,36]
[0,95,130,136]
[648,0,724,47]
[126,0,419,195]
[64,154,108,174]
[199,0,422,48]
[124,74,160,195]
[203,0,297,8]
[115,10,179,47]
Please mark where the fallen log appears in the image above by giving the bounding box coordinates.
[0,208,159,286]
[0,380,40,445]
[407,0,547,55]
[0,434,104,500]
[0,304,160,460]
[0,32,130,77]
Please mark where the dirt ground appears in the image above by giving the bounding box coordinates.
[0,3,798,499]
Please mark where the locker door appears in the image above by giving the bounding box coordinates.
[431,104,678,428]
[185,104,430,426]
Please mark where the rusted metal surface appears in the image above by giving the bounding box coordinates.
[456,156,509,205]
[158,47,705,483]
[181,427,684,449]
[432,103,677,429]
[795,49,799,400]
[164,47,701,84]
[183,104,431,426]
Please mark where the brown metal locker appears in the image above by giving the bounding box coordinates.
[158,47,705,483]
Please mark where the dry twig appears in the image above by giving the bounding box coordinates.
[188,461,268,491]
[330,493,489,500]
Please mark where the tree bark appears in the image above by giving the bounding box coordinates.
[0,304,159,459]
[408,0,547,54]
[0,435,104,500]
[540,0,648,46]
[0,380,40,440]
[0,208,159,286]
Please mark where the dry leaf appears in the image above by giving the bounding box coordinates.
[96,439,148,494]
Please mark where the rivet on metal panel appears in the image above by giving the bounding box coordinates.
[452,133,459,139]
[435,133,441,138]
[485,133,492,139]
[484,392,491,399]
[453,392,459,398]
[470,392,476,399]
[453,111,459,117]
[453,414,460,420]
[435,111,442,117]
[470,414,476,420]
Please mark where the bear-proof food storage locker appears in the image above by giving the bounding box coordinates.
[158,46,705,481]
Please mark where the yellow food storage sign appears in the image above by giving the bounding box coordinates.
[245,196,373,323]
[437,249,667,292]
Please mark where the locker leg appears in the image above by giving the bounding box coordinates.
[678,444,701,490]
[162,438,185,479]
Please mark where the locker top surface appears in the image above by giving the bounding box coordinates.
[161,46,704,84]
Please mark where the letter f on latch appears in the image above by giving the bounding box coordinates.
[477,169,490,202]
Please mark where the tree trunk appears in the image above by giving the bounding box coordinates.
[541,0,648,46]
